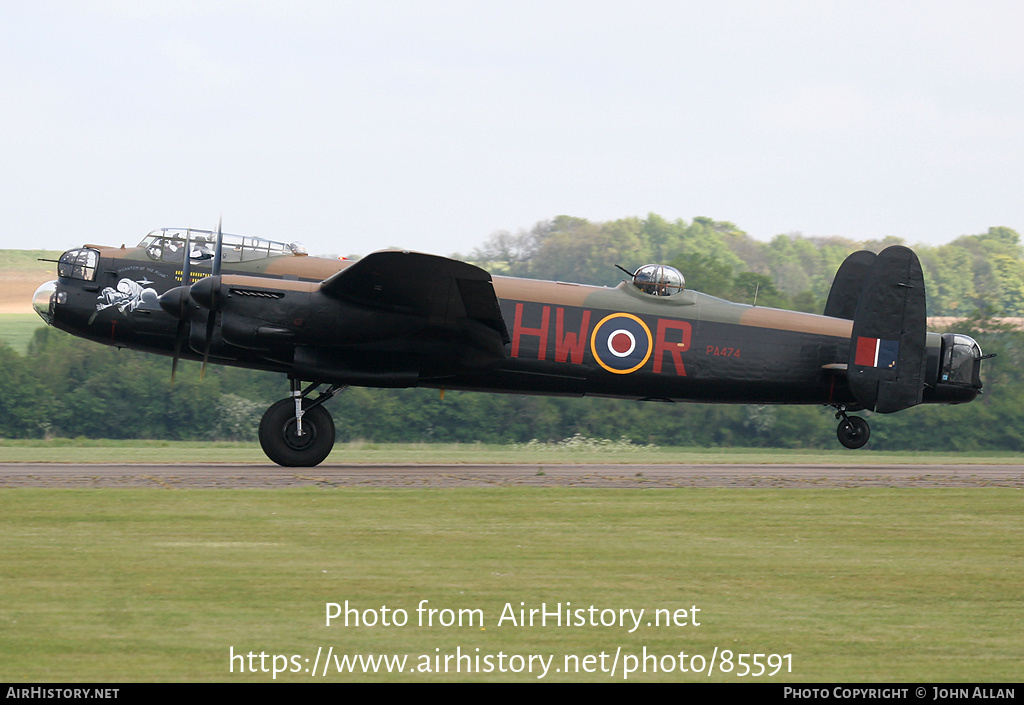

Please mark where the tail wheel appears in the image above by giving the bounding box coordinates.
[259,398,335,467]
[836,415,870,449]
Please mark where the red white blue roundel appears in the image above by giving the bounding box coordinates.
[590,312,653,374]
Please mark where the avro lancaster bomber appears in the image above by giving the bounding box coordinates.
[33,226,988,466]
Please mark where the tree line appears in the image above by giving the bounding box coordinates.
[465,215,1024,317]
[2,215,1022,450]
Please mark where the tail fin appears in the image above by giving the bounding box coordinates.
[824,250,876,320]
[847,246,927,413]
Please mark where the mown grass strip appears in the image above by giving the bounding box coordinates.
[1,487,1020,682]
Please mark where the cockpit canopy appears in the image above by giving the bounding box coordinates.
[58,248,99,281]
[632,264,685,296]
[138,228,308,265]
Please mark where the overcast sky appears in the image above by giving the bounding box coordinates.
[3,1,1023,257]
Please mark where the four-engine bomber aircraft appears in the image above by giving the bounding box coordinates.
[33,226,988,466]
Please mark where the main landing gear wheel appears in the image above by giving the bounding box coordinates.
[836,415,870,449]
[259,398,336,467]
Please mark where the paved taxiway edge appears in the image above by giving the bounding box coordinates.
[1,463,1022,488]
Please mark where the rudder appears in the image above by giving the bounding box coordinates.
[847,246,927,413]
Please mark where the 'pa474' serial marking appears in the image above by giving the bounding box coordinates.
[707,346,740,358]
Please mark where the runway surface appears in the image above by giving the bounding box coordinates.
[1,463,1022,488]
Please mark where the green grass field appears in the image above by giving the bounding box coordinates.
[1,295,1021,681]
[1,486,1020,682]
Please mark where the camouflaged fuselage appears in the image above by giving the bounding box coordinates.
[39,243,967,408]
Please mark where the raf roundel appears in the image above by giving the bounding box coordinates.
[590,312,653,374]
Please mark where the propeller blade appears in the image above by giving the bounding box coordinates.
[200,305,217,380]
[170,230,192,384]
[198,219,226,379]
[212,217,223,277]
[188,273,222,379]
[181,229,191,288]
[171,318,187,383]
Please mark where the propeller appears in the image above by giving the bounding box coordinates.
[157,221,224,383]
[171,231,192,382]
[199,218,224,379]
[157,231,193,384]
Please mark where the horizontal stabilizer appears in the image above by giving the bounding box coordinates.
[847,246,926,413]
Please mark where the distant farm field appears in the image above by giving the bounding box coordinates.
[0,313,45,353]
[1,248,54,351]
[0,250,59,315]
[0,486,1020,682]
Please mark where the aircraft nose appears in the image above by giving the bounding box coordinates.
[33,280,58,325]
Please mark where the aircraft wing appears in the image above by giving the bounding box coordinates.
[319,250,510,345]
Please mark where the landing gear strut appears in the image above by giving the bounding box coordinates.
[259,379,347,466]
[834,405,870,449]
